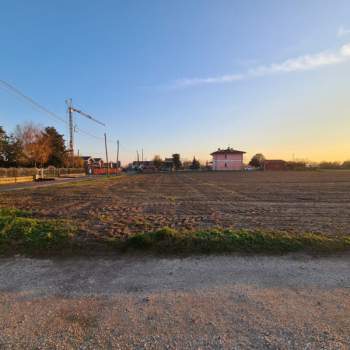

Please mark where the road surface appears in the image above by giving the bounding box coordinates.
[0,176,94,192]
[0,254,349,349]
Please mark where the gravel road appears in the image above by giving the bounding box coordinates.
[0,254,349,349]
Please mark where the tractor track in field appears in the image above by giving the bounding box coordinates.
[1,171,350,237]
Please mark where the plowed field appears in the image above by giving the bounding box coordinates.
[1,171,350,239]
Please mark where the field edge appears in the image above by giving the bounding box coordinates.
[1,208,349,257]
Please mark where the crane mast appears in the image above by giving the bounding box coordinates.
[66,99,105,160]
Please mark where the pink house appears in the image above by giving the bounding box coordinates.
[211,147,246,171]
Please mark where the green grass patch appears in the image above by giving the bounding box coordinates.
[1,208,349,255]
[119,227,350,254]
[0,208,77,254]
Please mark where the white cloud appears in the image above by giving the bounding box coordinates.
[175,74,243,87]
[341,43,350,56]
[173,43,350,88]
[337,26,350,37]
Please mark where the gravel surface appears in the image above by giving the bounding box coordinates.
[0,254,349,349]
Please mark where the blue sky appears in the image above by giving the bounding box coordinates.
[1,0,350,164]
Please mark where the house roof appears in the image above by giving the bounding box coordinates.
[211,147,246,155]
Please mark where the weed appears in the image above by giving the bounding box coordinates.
[1,207,349,256]
[121,227,350,254]
[0,208,76,254]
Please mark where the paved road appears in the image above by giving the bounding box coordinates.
[0,254,349,349]
[0,176,95,192]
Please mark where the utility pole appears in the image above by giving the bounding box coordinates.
[116,140,119,171]
[137,150,140,165]
[142,148,144,162]
[65,99,105,168]
[104,133,109,176]
[77,149,80,169]
[66,99,74,166]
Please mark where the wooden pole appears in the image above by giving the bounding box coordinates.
[104,133,109,176]
[116,140,119,175]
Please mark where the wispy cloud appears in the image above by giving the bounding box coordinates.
[175,74,244,87]
[173,43,350,88]
[337,26,350,37]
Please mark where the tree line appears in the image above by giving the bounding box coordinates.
[249,153,350,170]
[152,154,202,170]
[0,123,70,168]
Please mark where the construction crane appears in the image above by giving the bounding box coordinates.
[66,99,106,158]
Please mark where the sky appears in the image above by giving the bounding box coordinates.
[1,0,350,164]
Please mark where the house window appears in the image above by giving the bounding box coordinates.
[225,154,227,159]
[225,162,227,168]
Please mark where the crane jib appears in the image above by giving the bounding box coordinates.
[71,107,106,127]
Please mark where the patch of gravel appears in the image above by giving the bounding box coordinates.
[0,254,349,297]
[0,254,349,349]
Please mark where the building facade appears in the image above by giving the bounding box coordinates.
[211,148,245,171]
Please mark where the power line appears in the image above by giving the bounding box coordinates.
[0,79,105,141]
[0,79,67,125]
[0,79,131,163]
[75,126,104,140]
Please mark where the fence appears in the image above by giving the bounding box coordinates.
[0,167,86,178]
[43,168,86,177]
[0,168,37,178]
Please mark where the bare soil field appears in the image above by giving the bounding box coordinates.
[1,171,350,239]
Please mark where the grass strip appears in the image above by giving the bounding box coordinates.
[119,227,350,254]
[1,209,349,255]
[0,208,76,254]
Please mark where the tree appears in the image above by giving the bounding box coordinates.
[44,127,67,167]
[153,155,162,169]
[191,156,200,170]
[319,161,341,169]
[342,160,350,169]
[249,153,265,168]
[0,126,23,167]
[0,126,7,166]
[71,155,84,168]
[172,153,182,170]
[14,123,52,167]
[5,134,22,167]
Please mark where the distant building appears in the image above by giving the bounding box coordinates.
[162,158,175,171]
[263,160,287,171]
[211,147,245,171]
[131,160,157,172]
[82,156,118,169]
[81,156,91,165]
[132,161,154,168]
